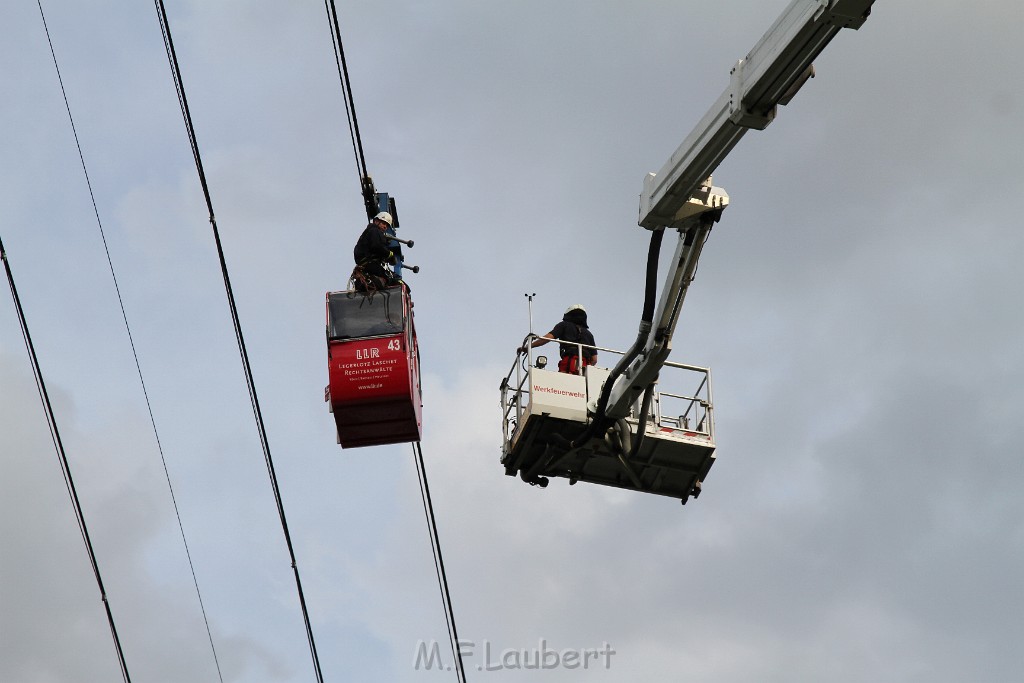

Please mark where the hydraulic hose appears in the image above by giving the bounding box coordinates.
[614,419,643,488]
[628,383,656,459]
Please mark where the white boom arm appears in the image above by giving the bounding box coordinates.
[603,0,874,419]
[638,0,873,230]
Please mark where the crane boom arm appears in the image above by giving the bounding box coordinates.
[603,0,873,420]
[638,0,874,230]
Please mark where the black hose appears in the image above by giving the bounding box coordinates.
[628,383,656,459]
[641,227,663,321]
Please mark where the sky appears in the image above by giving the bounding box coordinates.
[1,0,1022,681]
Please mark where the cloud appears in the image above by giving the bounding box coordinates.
[0,355,275,681]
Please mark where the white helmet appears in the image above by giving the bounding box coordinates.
[374,211,393,227]
[565,304,586,314]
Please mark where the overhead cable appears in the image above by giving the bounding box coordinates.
[34,2,224,679]
[323,0,377,217]
[321,8,466,678]
[413,442,469,683]
[1,235,132,683]
[151,2,326,681]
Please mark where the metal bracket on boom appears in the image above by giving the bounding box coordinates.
[729,59,774,130]
[604,180,728,420]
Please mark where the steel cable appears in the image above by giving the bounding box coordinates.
[321,8,467,678]
[323,0,370,185]
[34,1,225,678]
[1,235,131,683]
[322,6,466,678]
[151,2,325,681]
[412,441,469,683]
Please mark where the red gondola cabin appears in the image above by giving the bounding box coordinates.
[326,285,422,447]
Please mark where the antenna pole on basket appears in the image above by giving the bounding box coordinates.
[525,293,536,337]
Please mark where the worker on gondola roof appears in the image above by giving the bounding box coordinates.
[353,211,401,290]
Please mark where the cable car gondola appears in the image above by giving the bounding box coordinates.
[326,284,422,448]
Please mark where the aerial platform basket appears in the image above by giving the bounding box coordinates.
[326,285,422,448]
[500,345,716,503]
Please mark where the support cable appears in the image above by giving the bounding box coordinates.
[322,9,464,678]
[323,0,377,217]
[1,236,131,683]
[34,2,224,679]
[323,7,464,681]
[323,0,366,182]
[412,441,468,683]
[151,3,325,681]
